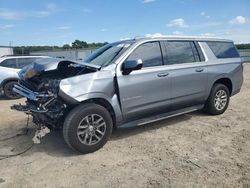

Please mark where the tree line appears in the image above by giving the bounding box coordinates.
[236,43,250,50]
[12,40,250,55]
[13,40,108,55]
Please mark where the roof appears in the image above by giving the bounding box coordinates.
[137,36,233,42]
[120,36,233,43]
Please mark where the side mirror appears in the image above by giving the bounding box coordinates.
[122,59,143,75]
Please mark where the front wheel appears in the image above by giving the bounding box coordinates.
[204,83,230,115]
[63,103,113,154]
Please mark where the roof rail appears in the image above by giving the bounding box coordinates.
[149,35,219,39]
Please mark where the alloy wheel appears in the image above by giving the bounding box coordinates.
[77,114,106,146]
[214,89,228,111]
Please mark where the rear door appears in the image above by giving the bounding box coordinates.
[163,41,207,110]
[117,41,172,122]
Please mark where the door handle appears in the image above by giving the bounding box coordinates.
[157,72,169,77]
[195,68,204,72]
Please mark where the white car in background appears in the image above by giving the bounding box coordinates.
[0,56,48,99]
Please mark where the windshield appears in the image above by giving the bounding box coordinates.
[84,42,131,67]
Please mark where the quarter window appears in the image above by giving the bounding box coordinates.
[164,41,197,64]
[206,42,240,58]
[127,42,163,68]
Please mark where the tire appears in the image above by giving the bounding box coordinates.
[3,81,21,99]
[204,83,230,115]
[63,103,113,154]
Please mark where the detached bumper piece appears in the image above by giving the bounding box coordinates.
[32,126,50,144]
[11,103,48,113]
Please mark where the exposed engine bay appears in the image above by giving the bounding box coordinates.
[11,58,100,130]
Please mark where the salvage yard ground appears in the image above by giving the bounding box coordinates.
[0,64,250,188]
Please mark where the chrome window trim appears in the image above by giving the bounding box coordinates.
[115,39,208,76]
[198,41,208,62]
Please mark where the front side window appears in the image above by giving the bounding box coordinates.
[127,41,163,68]
[164,41,196,64]
[206,41,240,58]
[0,58,17,68]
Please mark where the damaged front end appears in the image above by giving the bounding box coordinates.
[11,58,100,142]
[11,79,66,126]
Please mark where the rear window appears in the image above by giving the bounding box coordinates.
[206,42,240,58]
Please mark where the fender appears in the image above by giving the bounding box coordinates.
[206,73,233,99]
[74,92,123,126]
[211,73,232,85]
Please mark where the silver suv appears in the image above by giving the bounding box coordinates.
[12,37,243,153]
[0,56,48,99]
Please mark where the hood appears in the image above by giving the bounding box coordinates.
[18,58,100,80]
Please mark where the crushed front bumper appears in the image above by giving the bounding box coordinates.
[11,103,48,113]
[13,83,53,101]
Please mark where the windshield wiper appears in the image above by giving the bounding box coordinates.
[69,61,101,70]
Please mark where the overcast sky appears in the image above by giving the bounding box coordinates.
[0,0,249,46]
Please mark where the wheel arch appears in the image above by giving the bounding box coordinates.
[1,78,19,89]
[81,98,117,126]
[213,77,233,95]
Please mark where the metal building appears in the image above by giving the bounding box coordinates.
[30,48,96,61]
[0,46,13,57]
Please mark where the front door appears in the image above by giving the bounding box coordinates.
[117,41,172,122]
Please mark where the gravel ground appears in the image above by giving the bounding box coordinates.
[0,64,249,188]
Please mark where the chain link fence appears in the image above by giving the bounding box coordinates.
[30,48,96,61]
[239,49,250,62]
[30,48,250,63]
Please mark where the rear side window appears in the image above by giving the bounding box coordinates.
[206,42,240,58]
[0,58,17,68]
[164,41,197,64]
[16,58,39,68]
[127,41,163,68]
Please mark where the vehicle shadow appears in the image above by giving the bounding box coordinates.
[34,112,199,157]
[28,116,190,157]
[111,113,193,141]
[0,111,205,158]
[0,128,76,158]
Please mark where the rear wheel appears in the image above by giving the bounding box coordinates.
[204,83,230,115]
[63,103,113,153]
[3,81,21,99]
